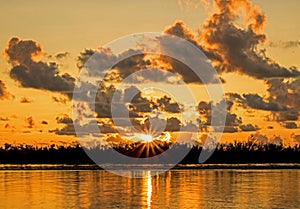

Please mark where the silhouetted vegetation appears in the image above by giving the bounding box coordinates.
[0,141,300,164]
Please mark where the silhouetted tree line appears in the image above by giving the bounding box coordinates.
[0,141,300,164]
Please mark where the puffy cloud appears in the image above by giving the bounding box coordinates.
[157,95,180,113]
[198,99,242,132]
[164,21,198,46]
[274,111,298,122]
[166,117,181,131]
[50,115,75,135]
[162,21,221,84]
[228,92,286,111]
[173,1,300,79]
[197,0,300,79]
[239,124,259,132]
[124,86,152,113]
[5,37,75,98]
[282,121,297,129]
[243,94,285,111]
[265,78,300,121]
[0,80,10,100]
[50,114,117,136]
[77,48,147,80]
[267,78,300,110]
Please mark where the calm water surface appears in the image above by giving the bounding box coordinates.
[0,169,299,209]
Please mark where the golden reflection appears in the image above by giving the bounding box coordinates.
[145,171,152,209]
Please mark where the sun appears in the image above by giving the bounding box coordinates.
[138,134,154,143]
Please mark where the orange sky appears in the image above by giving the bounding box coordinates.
[0,0,299,146]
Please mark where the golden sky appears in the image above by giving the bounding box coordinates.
[0,0,299,146]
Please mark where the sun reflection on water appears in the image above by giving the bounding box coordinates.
[146,171,152,209]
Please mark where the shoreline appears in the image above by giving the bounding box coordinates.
[1,163,300,170]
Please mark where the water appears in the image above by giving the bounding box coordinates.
[0,169,299,209]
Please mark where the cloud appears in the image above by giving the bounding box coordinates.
[243,94,285,111]
[265,78,300,121]
[41,120,48,125]
[168,0,300,79]
[228,92,286,111]
[157,95,181,113]
[166,117,181,131]
[0,80,10,100]
[50,114,117,136]
[77,48,147,80]
[239,124,259,132]
[282,121,297,129]
[269,40,300,49]
[267,78,300,110]
[198,99,241,133]
[5,37,75,98]
[52,96,67,104]
[25,116,34,128]
[55,52,70,59]
[162,21,222,84]
[20,97,32,103]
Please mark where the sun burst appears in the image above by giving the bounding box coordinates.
[137,134,154,143]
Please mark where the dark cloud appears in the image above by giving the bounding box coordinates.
[164,20,198,46]
[5,37,75,98]
[157,96,180,113]
[52,96,67,104]
[77,48,147,81]
[239,124,259,132]
[41,120,48,125]
[200,0,300,79]
[124,86,152,113]
[166,117,181,131]
[228,92,286,111]
[267,78,300,110]
[25,116,34,128]
[282,121,297,129]
[0,80,10,100]
[50,114,117,136]
[164,1,300,79]
[243,94,285,111]
[197,99,241,132]
[162,21,221,84]
[181,121,198,132]
[229,76,300,123]
[274,111,298,122]
[20,97,32,103]
[269,40,300,49]
[265,78,300,121]
[50,115,75,135]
